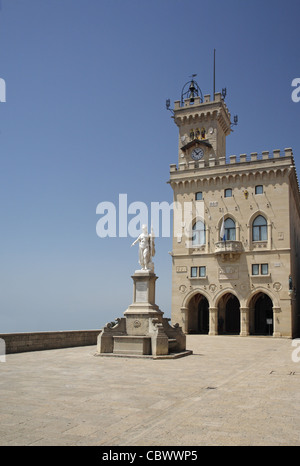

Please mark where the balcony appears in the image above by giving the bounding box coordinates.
[214,240,243,261]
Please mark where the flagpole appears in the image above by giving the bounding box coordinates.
[213,49,216,97]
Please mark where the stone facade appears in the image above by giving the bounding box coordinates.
[169,91,300,338]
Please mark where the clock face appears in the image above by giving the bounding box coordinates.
[191,147,204,161]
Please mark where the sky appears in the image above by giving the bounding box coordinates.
[0,0,300,333]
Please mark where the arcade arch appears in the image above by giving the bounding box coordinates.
[248,292,274,336]
[186,293,209,334]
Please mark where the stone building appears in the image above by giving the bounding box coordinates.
[168,81,300,338]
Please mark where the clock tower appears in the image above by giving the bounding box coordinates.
[172,78,232,166]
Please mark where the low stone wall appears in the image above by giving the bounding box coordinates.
[0,330,100,354]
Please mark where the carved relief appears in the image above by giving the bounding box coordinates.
[176,266,187,273]
[273,282,282,291]
[219,266,239,280]
[179,285,187,293]
[253,242,267,249]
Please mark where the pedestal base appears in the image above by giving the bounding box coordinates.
[95,350,193,360]
[113,335,151,355]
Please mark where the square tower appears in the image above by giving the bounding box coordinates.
[173,91,231,166]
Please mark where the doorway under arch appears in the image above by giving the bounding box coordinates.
[218,293,240,334]
[187,293,209,334]
[250,292,273,335]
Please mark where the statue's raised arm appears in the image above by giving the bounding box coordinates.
[131,236,140,247]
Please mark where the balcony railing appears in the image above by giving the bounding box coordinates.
[215,240,243,261]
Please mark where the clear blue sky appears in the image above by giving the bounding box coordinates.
[1,0,300,333]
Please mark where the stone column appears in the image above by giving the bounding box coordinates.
[209,307,218,335]
[273,307,281,337]
[180,307,189,334]
[240,307,250,336]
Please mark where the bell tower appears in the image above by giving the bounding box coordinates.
[171,77,232,166]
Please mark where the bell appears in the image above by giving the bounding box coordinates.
[189,80,196,102]
[189,80,196,93]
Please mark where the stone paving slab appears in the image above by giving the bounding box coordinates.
[0,335,299,446]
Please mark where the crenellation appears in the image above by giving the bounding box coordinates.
[183,96,201,107]
[284,147,293,157]
[169,148,294,174]
[273,149,281,158]
[262,151,269,160]
[174,100,181,110]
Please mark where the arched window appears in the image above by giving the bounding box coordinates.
[192,220,206,246]
[252,215,267,241]
[224,218,236,240]
[224,188,232,198]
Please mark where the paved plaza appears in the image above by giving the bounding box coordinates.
[1,335,300,446]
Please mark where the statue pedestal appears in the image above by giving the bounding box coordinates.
[124,270,162,336]
[96,269,191,359]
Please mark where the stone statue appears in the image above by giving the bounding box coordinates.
[131,224,155,271]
